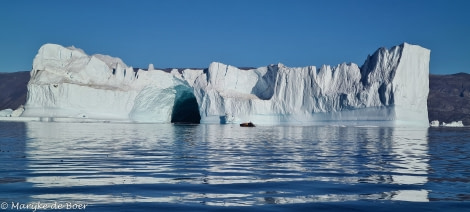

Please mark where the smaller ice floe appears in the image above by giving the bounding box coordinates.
[0,109,13,117]
[0,105,24,117]
[441,121,464,127]
[429,120,440,127]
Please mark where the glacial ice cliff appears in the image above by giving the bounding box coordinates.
[22,43,430,126]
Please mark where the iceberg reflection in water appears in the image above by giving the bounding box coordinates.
[13,122,441,208]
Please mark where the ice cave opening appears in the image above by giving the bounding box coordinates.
[171,85,201,123]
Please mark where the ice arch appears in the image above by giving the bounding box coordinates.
[129,83,200,123]
[171,85,201,123]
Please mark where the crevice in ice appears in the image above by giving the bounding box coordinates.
[203,68,209,83]
[251,64,279,100]
[378,83,394,105]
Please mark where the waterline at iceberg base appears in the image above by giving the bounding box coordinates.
[20,43,430,126]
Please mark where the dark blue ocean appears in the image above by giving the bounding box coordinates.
[1,122,469,211]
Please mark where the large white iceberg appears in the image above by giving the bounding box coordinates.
[21,43,430,126]
[22,44,198,123]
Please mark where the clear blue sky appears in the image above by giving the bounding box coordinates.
[1,0,469,74]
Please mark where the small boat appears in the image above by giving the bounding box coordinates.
[240,122,255,127]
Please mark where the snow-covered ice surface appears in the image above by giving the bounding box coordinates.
[20,43,430,126]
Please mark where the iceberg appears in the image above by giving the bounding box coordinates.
[0,105,24,117]
[22,44,199,123]
[185,43,430,126]
[430,120,465,127]
[21,43,430,126]
[441,121,464,127]
[0,109,13,117]
[429,120,440,127]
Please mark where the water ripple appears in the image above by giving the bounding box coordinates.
[0,122,469,209]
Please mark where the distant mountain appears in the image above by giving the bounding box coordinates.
[0,71,469,125]
[0,71,29,111]
[428,73,470,125]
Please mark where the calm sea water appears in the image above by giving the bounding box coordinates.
[0,122,469,211]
